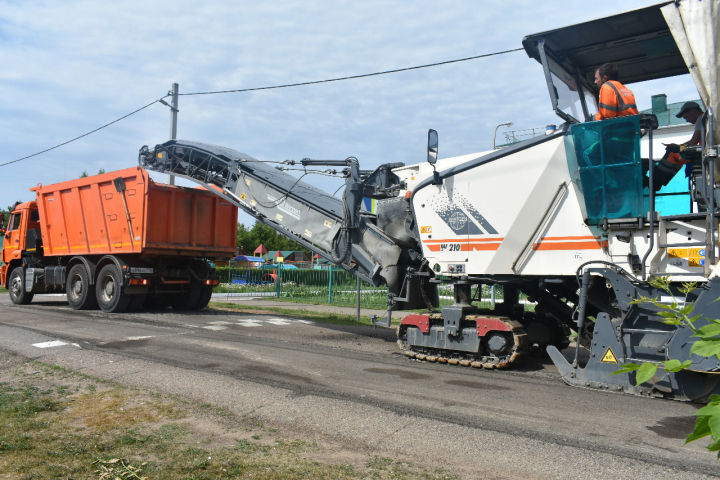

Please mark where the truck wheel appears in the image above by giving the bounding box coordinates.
[96,264,130,313]
[170,287,201,311]
[8,267,33,305]
[66,264,97,310]
[194,286,213,310]
[145,294,171,311]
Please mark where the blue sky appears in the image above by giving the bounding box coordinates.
[0,1,699,224]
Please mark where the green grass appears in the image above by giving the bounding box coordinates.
[0,360,457,480]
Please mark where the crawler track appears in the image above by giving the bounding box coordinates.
[397,316,530,369]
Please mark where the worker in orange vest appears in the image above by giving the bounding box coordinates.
[593,63,638,120]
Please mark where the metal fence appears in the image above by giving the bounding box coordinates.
[214,265,510,311]
[215,266,388,308]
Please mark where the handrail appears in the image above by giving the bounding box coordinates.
[641,120,655,280]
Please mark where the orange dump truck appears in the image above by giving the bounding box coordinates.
[1,167,237,312]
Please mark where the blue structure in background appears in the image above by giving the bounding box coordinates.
[640,95,701,216]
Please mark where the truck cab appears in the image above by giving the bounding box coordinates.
[1,201,41,289]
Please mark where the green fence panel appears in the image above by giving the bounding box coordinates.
[214,265,532,312]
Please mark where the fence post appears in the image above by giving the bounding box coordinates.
[328,267,333,304]
[275,264,282,297]
[356,276,361,323]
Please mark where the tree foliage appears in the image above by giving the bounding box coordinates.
[613,277,720,456]
[80,169,106,178]
[236,221,308,255]
[1,203,21,230]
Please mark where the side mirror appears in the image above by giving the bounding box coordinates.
[427,129,438,165]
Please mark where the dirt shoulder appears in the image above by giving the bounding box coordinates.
[0,349,456,480]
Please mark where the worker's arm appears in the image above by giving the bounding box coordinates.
[595,83,614,120]
[682,129,701,147]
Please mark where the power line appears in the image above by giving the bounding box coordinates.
[2,47,524,167]
[0,97,166,168]
[180,48,524,96]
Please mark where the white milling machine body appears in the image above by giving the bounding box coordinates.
[394,1,720,400]
[140,1,720,400]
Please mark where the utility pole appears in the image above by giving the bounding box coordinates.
[168,82,179,185]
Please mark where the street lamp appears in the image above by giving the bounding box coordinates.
[493,122,513,149]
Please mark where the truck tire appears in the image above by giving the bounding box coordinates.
[145,294,171,311]
[194,286,213,310]
[96,264,130,313]
[170,287,201,311]
[8,267,33,305]
[66,264,97,310]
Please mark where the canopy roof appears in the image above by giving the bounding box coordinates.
[233,255,265,262]
[522,2,687,87]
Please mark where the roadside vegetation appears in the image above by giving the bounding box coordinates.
[0,358,456,479]
[614,278,720,457]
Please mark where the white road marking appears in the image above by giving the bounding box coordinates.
[232,318,314,328]
[237,320,263,327]
[32,340,69,349]
[125,336,154,341]
[266,318,291,326]
[202,325,228,331]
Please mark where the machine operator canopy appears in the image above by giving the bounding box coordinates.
[522,2,687,124]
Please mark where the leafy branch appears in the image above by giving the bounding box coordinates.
[612,277,720,456]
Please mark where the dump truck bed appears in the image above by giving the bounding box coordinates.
[31,167,237,258]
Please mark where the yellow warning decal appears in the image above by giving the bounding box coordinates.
[667,248,688,258]
[601,348,618,364]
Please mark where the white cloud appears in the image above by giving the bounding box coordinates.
[0,0,699,219]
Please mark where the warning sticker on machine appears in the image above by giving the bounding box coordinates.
[601,348,618,364]
[668,248,705,267]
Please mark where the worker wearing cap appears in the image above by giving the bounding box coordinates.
[594,63,638,120]
[676,101,705,147]
[663,101,706,178]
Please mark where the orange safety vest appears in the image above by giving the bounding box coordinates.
[595,80,638,120]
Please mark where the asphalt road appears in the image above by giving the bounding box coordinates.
[0,294,717,479]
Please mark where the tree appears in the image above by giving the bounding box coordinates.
[1,203,21,230]
[80,169,106,178]
[614,277,720,456]
[236,221,309,255]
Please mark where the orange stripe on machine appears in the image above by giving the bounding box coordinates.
[423,237,504,243]
[422,235,603,252]
[533,236,605,250]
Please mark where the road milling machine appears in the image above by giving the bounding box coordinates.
[140,1,720,401]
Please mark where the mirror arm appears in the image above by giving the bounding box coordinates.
[431,166,442,185]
